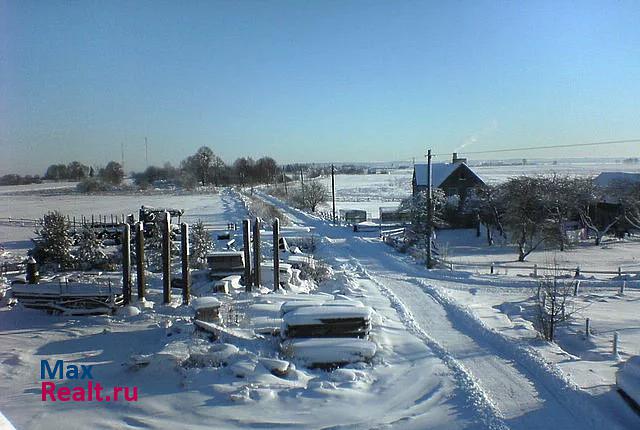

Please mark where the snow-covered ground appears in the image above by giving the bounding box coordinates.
[309,159,640,219]
[2,163,640,429]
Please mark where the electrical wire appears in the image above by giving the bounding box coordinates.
[431,138,640,157]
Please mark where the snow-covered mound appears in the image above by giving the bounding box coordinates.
[617,356,640,407]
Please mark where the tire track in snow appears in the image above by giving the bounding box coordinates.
[348,259,509,430]
[410,278,631,430]
[248,190,627,429]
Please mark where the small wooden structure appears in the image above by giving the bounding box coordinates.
[379,206,411,223]
[11,281,123,315]
[281,304,372,339]
[339,209,367,224]
[207,251,245,280]
[192,297,222,322]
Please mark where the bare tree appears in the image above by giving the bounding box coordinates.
[99,161,125,185]
[533,262,587,342]
[181,146,225,186]
[607,179,640,230]
[572,177,619,245]
[534,275,576,341]
[292,181,328,212]
[474,184,506,245]
[501,177,547,261]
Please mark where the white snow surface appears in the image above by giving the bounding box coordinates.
[2,171,640,429]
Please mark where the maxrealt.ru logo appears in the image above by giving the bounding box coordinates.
[40,360,138,402]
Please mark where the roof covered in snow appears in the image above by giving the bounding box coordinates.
[413,162,484,188]
[191,296,221,310]
[594,172,640,188]
[283,305,372,326]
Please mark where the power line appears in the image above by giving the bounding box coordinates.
[432,138,640,157]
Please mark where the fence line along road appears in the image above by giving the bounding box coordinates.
[379,227,640,278]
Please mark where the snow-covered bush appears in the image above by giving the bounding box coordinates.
[244,193,290,226]
[76,177,113,193]
[298,259,332,284]
[74,226,109,270]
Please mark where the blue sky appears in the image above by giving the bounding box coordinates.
[1,0,639,174]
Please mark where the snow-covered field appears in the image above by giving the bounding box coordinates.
[1,161,640,429]
[311,159,640,219]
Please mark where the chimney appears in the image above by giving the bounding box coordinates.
[452,152,467,164]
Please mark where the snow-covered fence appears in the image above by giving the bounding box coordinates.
[443,259,640,280]
[0,217,43,228]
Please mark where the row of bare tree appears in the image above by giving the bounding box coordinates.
[404,175,640,261]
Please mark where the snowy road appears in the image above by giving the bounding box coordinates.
[255,190,636,430]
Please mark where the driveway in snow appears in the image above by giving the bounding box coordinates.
[255,190,637,430]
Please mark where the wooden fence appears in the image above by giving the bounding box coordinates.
[380,226,640,279]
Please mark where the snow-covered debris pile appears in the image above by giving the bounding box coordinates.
[281,338,377,369]
[281,304,372,338]
[616,356,640,408]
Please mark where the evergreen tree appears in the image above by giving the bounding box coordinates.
[190,221,214,268]
[32,211,74,269]
[75,226,107,270]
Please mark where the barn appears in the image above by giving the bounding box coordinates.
[412,153,485,202]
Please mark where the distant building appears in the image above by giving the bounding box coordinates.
[339,209,367,224]
[367,167,389,174]
[594,172,640,189]
[412,153,485,201]
[379,206,411,223]
[593,171,640,236]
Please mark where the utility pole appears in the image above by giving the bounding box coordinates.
[242,219,252,291]
[253,218,261,287]
[181,223,190,305]
[282,168,288,196]
[273,218,280,291]
[121,142,125,172]
[426,149,434,269]
[122,223,131,305]
[300,168,304,191]
[331,164,336,224]
[162,211,171,304]
[145,137,149,168]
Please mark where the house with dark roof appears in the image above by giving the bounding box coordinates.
[594,172,640,189]
[412,153,485,201]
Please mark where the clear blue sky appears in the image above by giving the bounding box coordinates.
[1,0,639,174]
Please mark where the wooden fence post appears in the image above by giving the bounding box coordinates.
[162,211,171,304]
[181,223,190,305]
[585,318,590,338]
[122,223,132,305]
[136,221,146,300]
[273,218,280,291]
[243,219,252,291]
[253,217,261,287]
